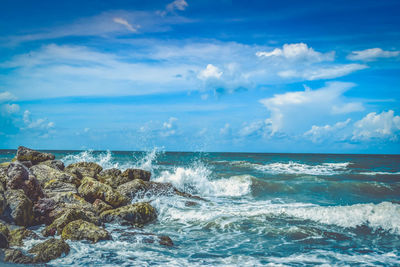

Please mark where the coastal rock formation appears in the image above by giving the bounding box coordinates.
[93,198,113,214]
[78,177,129,207]
[16,146,55,165]
[28,238,70,263]
[4,249,34,264]
[0,222,9,248]
[100,202,157,226]
[121,168,151,182]
[9,227,40,247]
[40,159,65,171]
[30,164,79,188]
[61,219,111,243]
[5,189,34,226]
[65,162,103,179]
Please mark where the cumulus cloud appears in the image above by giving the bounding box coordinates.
[113,17,138,32]
[331,102,364,114]
[347,48,400,61]
[167,0,188,12]
[161,117,178,137]
[0,91,16,103]
[3,103,20,114]
[352,110,400,141]
[259,82,363,135]
[198,64,223,80]
[256,43,335,62]
[22,110,54,130]
[220,123,231,135]
[305,119,351,143]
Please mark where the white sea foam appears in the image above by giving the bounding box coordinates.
[359,171,400,176]
[154,161,252,197]
[231,161,351,175]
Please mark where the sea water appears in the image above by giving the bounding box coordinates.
[0,150,399,266]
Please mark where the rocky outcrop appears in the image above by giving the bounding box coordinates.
[5,189,34,226]
[9,227,39,247]
[28,238,70,263]
[97,168,122,188]
[0,222,9,248]
[30,164,79,187]
[41,159,65,171]
[93,199,113,214]
[65,162,103,179]
[7,162,44,202]
[121,168,151,182]
[16,146,55,165]
[61,219,111,243]
[100,202,157,226]
[4,249,34,264]
[78,177,129,207]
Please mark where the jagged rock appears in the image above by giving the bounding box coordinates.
[61,219,111,243]
[97,168,126,188]
[121,168,151,182]
[93,199,113,214]
[42,208,101,237]
[9,227,39,247]
[16,146,55,165]
[117,179,203,201]
[43,180,77,196]
[7,162,44,202]
[78,177,129,208]
[41,159,65,171]
[33,198,58,225]
[5,189,34,226]
[28,238,70,263]
[100,202,157,226]
[0,165,8,189]
[0,193,7,215]
[65,162,103,179]
[0,222,9,248]
[4,249,34,264]
[30,164,79,187]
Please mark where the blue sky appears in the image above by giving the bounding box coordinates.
[0,0,399,153]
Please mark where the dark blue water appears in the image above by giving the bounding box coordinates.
[1,150,400,266]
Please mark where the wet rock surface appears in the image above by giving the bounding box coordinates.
[61,219,111,243]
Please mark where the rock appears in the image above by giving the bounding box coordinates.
[0,222,9,248]
[7,162,44,202]
[33,198,57,225]
[28,238,70,263]
[43,180,77,196]
[4,249,34,264]
[16,146,55,165]
[0,165,8,188]
[5,189,34,226]
[158,235,174,247]
[121,168,151,182]
[93,199,113,214]
[41,159,65,171]
[42,208,101,237]
[97,168,126,188]
[9,227,39,247]
[78,177,129,208]
[100,202,157,226]
[19,161,33,168]
[0,193,7,215]
[61,219,111,243]
[65,162,103,178]
[117,179,149,199]
[30,164,79,187]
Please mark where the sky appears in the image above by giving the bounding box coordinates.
[0,0,399,153]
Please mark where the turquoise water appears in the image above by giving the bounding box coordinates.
[1,150,400,266]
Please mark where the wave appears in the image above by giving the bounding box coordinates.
[154,161,252,197]
[229,161,351,176]
[359,171,400,176]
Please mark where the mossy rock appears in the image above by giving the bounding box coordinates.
[78,177,129,207]
[61,219,111,243]
[0,221,10,248]
[97,168,130,188]
[30,164,79,187]
[40,159,65,171]
[5,189,34,226]
[121,168,151,182]
[65,162,103,178]
[4,249,34,264]
[9,227,39,247]
[93,199,113,214]
[16,146,55,165]
[43,208,101,237]
[28,238,70,263]
[100,202,157,226]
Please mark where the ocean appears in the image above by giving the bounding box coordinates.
[0,149,400,266]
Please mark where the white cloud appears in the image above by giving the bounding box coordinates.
[259,82,362,135]
[305,119,351,143]
[278,63,368,81]
[161,117,178,137]
[22,110,54,130]
[331,102,364,114]
[347,48,400,61]
[0,91,16,103]
[113,17,139,32]
[166,0,188,12]
[3,103,20,114]
[239,120,268,137]
[220,123,231,135]
[198,64,223,80]
[256,43,335,62]
[352,110,400,141]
